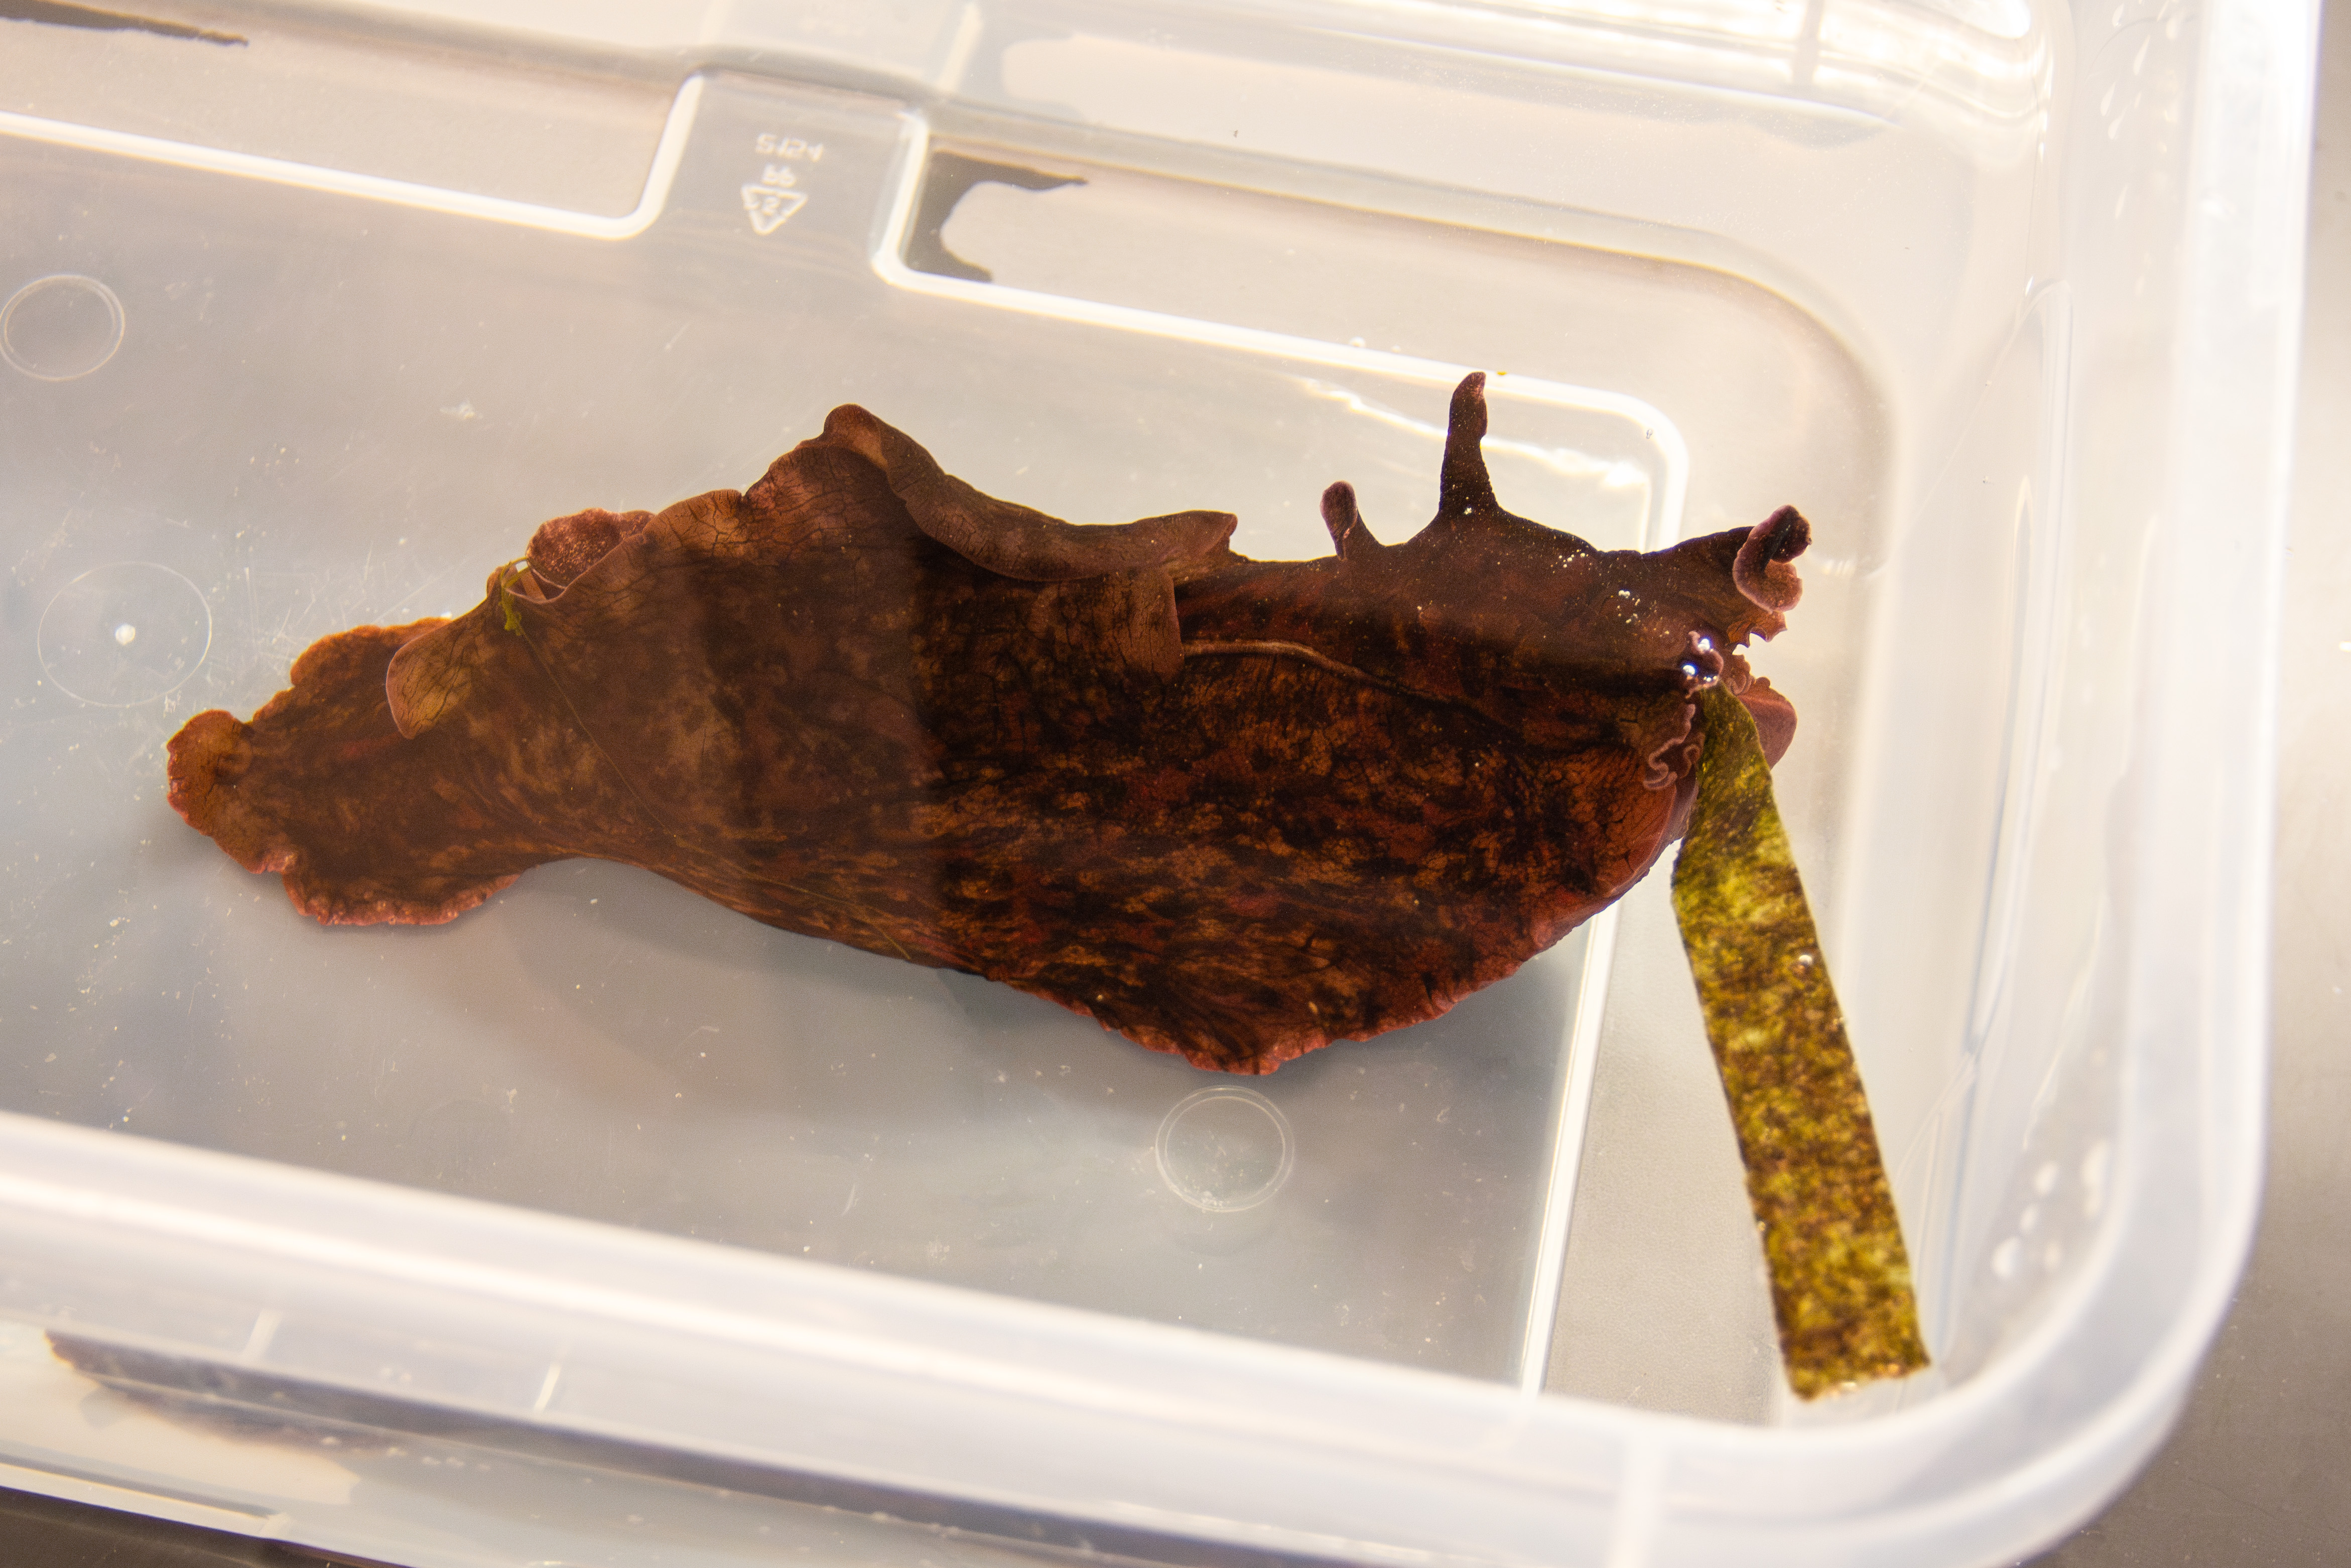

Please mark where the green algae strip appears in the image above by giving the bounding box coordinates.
[1671,686,1929,1398]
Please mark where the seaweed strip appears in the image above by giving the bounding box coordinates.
[1673,685,1929,1396]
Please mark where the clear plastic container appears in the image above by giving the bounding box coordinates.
[0,2,2311,1563]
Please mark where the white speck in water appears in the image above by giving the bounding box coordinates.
[113,623,137,646]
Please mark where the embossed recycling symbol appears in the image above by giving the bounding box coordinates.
[741,183,808,235]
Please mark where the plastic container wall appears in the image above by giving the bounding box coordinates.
[0,1,2313,1564]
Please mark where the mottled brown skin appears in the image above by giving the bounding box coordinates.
[168,374,1807,1073]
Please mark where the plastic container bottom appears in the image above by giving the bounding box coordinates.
[0,1,2312,1563]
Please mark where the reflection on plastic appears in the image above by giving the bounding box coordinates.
[37,562,212,706]
[1155,1087,1294,1213]
[2,274,125,380]
[0,76,706,241]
